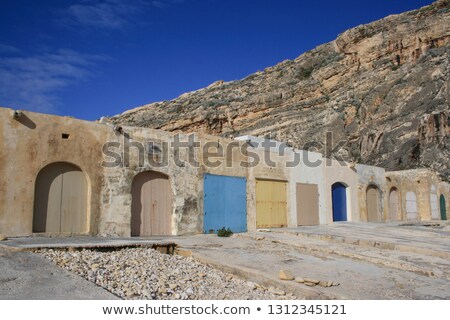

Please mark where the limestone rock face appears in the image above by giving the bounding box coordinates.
[110,1,450,181]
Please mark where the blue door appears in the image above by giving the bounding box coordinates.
[332,182,347,222]
[204,174,247,233]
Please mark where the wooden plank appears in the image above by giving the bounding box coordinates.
[33,164,63,233]
[60,168,88,233]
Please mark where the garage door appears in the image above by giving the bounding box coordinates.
[296,183,319,226]
[256,180,287,228]
[33,162,88,234]
[131,171,172,237]
[203,174,247,233]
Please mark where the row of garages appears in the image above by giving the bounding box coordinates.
[30,163,448,237]
[0,107,449,237]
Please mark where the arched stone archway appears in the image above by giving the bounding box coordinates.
[33,162,88,233]
[388,188,399,221]
[366,185,381,222]
[131,171,172,236]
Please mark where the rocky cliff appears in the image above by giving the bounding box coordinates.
[110,0,450,180]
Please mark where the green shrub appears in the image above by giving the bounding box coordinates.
[217,227,233,237]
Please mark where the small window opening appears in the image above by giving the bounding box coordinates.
[62,133,70,139]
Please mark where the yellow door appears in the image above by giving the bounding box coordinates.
[256,180,287,228]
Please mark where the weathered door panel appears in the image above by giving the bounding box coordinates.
[296,183,319,226]
[131,171,172,237]
[256,180,287,228]
[332,183,347,222]
[203,174,247,233]
[389,189,399,221]
[33,162,88,234]
[60,169,88,233]
[366,186,380,222]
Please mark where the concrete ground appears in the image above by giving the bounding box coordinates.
[0,248,118,299]
[172,222,450,299]
[1,222,449,299]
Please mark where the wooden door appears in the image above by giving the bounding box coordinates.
[332,182,347,222]
[203,174,247,233]
[296,183,319,226]
[389,188,399,221]
[366,185,380,222]
[256,180,287,228]
[33,162,88,233]
[131,171,172,236]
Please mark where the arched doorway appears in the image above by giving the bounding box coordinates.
[405,191,418,221]
[33,162,88,233]
[430,185,439,220]
[332,182,347,222]
[388,188,399,221]
[366,185,380,222]
[440,195,447,220]
[131,171,172,237]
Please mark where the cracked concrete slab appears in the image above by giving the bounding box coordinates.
[0,248,118,299]
[172,223,450,299]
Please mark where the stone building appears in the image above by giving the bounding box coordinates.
[0,107,448,238]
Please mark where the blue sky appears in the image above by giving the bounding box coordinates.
[0,0,435,120]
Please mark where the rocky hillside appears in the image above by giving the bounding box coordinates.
[110,0,450,180]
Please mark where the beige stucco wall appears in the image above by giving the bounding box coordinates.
[0,107,107,237]
[355,164,387,222]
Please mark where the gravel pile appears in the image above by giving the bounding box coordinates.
[38,247,296,300]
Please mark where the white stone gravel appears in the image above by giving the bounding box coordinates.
[38,247,297,300]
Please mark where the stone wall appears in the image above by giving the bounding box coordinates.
[98,126,201,236]
[385,169,450,221]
